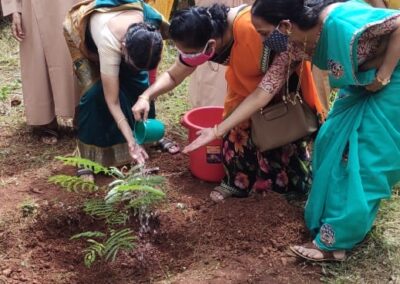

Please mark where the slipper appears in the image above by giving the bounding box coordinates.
[34,127,59,145]
[158,138,180,155]
[210,186,233,203]
[290,242,346,262]
[77,168,95,182]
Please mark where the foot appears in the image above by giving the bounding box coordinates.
[77,168,95,183]
[34,119,60,145]
[36,128,59,145]
[158,138,180,154]
[290,241,346,262]
[210,186,233,203]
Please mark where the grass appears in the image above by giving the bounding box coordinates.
[1,19,400,283]
[156,42,190,138]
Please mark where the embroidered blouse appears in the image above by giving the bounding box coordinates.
[257,10,399,95]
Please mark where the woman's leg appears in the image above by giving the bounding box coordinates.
[213,121,258,200]
[254,138,312,194]
[296,73,400,259]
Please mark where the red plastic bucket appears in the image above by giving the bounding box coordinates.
[182,106,225,182]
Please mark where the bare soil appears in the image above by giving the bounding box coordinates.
[0,117,322,283]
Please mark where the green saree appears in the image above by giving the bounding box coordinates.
[64,0,168,166]
[305,1,400,251]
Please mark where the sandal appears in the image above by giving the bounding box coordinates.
[157,138,180,155]
[77,168,95,183]
[210,186,233,203]
[290,241,346,262]
[34,127,59,145]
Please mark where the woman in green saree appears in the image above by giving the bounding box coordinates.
[64,0,169,179]
[183,0,400,261]
[250,0,400,261]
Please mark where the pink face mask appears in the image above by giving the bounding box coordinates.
[179,42,216,67]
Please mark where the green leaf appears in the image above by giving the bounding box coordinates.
[55,156,110,175]
[70,231,106,240]
[49,175,98,192]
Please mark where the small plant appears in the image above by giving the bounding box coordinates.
[20,199,39,217]
[0,80,21,101]
[49,156,165,267]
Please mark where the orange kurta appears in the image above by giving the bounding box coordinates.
[225,7,324,118]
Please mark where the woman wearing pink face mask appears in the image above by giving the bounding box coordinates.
[132,4,324,202]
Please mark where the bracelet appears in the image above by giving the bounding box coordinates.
[376,75,390,86]
[117,117,127,129]
[213,124,223,139]
[138,95,150,102]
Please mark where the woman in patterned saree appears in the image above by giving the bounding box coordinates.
[64,0,169,180]
[132,4,325,202]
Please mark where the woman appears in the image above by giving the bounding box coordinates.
[1,0,80,144]
[188,0,255,108]
[187,0,400,260]
[252,0,400,261]
[132,4,324,201]
[64,0,168,179]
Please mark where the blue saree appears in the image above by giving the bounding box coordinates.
[64,0,167,166]
[305,1,400,250]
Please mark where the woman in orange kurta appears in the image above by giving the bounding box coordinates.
[188,0,255,108]
[1,0,79,144]
[132,4,324,201]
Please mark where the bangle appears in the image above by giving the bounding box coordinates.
[117,117,127,129]
[376,75,390,86]
[138,95,150,102]
[213,124,223,139]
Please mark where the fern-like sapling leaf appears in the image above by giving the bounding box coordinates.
[49,175,98,192]
[104,228,136,262]
[70,231,106,240]
[55,156,110,175]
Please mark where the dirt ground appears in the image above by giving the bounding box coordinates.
[0,113,323,284]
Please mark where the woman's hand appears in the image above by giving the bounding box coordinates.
[11,12,25,42]
[365,71,391,92]
[365,78,385,92]
[129,143,149,164]
[183,128,216,153]
[132,96,150,121]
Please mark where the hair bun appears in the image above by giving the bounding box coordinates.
[144,23,158,32]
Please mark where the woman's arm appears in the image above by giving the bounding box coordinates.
[365,16,400,91]
[132,58,195,121]
[102,74,148,164]
[1,0,24,41]
[183,50,295,153]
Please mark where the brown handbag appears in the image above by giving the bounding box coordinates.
[251,91,318,152]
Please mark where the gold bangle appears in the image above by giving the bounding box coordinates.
[138,95,150,102]
[117,117,127,129]
[213,124,222,139]
[376,75,390,86]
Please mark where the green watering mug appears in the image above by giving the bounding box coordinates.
[134,119,165,145]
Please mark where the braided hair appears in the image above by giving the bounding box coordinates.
[124,22,163,70]
[169,4,230,49]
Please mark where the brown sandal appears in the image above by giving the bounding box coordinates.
[290,242,346,262]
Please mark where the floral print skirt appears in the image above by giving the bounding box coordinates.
[220,120,313,197]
